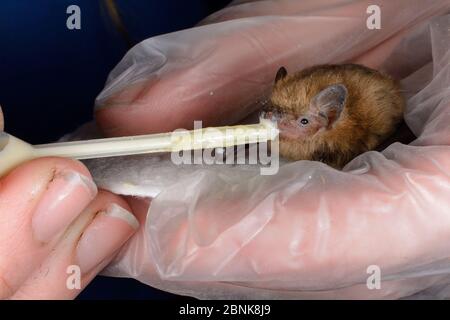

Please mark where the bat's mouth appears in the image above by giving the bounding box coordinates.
[259,108,303,139]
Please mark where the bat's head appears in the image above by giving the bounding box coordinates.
[261,67,348,142]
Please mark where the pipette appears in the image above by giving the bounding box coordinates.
[0,119,278,178]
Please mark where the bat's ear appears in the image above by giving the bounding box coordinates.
[311,84,347,127]
[275,67,287,83]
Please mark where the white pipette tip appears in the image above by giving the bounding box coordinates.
[0,120,279,178]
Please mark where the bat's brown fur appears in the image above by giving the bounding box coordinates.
[270,64,405,168]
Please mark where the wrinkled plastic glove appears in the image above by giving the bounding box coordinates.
[93,0,450,299]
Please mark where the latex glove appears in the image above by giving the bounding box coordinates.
[0,107,139,299]
[94,1,450,299]
[95,0,448,135]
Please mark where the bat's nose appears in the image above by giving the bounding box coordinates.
[259,109,284,123]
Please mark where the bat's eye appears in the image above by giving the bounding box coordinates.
[299,118,309,125]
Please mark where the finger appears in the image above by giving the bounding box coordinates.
[11,190,139,300]
[100,197,163,286]
[0,157,97,298]
[95,1,449,136]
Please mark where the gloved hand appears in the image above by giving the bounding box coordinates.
[0,107,139,299]
[94,0,450,299]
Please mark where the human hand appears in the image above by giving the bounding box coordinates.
[0,107,139,299]
[93,0,450,299]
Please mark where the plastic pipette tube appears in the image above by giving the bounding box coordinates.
[0,119,278,177]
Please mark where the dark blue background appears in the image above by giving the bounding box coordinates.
[0,0,229,143]
[0,0,229,299]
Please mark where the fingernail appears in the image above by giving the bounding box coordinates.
[76,203,139,274]
[32,170,98,243]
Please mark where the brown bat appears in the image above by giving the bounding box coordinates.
[261,64,408,169]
